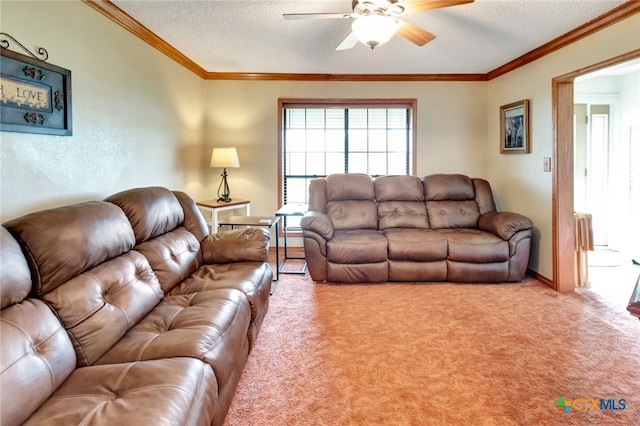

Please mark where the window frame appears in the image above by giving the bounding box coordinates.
[277,98,418,233]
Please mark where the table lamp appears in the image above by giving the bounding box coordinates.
[210,146,240,202]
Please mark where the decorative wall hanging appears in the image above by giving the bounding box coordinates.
[1,33,72,136]
[500,99,530,154]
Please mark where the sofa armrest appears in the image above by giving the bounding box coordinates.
[478,211,533,241]
[301,211,334,240]
[201,228,270,263]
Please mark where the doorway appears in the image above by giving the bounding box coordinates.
[551,50,640,294]
[574,101,613,246]
[571,60,640,308]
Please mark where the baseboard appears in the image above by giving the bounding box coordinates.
[527,268,554,289]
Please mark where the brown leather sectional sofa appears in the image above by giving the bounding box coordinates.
[0,187,271,426]
[302,173,534,283]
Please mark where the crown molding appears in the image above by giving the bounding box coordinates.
[83,0,640,82]
[81,0,207,78]
[202,72,487,82]
[487,1,640,80]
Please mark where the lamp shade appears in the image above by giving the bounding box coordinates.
[352,15,398,49]
[210,146,240,168]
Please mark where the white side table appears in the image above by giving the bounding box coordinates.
[196,199,250,233]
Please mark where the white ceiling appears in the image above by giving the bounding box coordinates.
[110,0,630,75]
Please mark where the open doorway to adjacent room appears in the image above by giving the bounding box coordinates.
[573,59,640,309]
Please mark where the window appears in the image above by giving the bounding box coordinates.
[278,99,416,229]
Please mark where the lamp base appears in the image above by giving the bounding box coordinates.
[217,168,232,202]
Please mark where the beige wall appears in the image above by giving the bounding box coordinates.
[486,13,640,279]
[2,1,638,280]
[0,0,206,221]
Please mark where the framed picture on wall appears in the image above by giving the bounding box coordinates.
[500,99,530,154]
[0,47,72,136]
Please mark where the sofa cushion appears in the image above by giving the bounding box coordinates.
[326,173,375,201]
[326,173,377,230]
[374,175,424,202]
[23,358,217,426]
[107,188,205,294]
[96,288,251,394]
[423,174,475,201]
[1,298,77,426]
[106,186,185,245]
[327,200,378,230]
[426,200,480,229]
[4,201,136,295]
[327,230,387,263]
[438,229,509,262]
[378,201,429,230]
[172,262,272,350]
[375,176,428,229]
[135,228,202,293]
[422,174,481,229]
[384,229,447,261]
[174,262,270,320]
[41,250,164,366]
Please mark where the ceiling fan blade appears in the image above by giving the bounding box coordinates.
[283,13,352,20]
[396,20,436,46]
[399,0,474,15]
[336,32,359,50]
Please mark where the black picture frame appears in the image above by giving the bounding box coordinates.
[1,47,72,136]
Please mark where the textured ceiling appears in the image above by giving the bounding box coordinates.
[110,0,630,75]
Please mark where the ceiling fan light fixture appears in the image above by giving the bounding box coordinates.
[351,14,398,49]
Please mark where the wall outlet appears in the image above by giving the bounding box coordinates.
[544,157,551,172]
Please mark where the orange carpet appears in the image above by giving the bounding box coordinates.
[224,273,640,425]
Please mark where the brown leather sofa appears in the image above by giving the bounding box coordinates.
[0,187,271,426]
[301,173,533,283]
[629,274,640,320]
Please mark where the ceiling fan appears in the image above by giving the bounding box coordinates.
[283,0,474,50]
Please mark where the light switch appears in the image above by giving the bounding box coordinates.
[543,157,551,172]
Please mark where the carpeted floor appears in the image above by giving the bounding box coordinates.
[224,272,640,426]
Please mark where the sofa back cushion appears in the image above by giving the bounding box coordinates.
[423,174,481,229]
[375,175,429,229]
[106,187,202,293]
[4,202,165,367]
[41,250,164,366]
[106,186,185,244]
[325,173,377,230]
[4,201,136,295]
[1,227,77,425]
